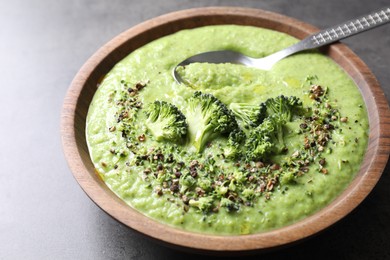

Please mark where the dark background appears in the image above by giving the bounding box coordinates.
[0,0,389,259]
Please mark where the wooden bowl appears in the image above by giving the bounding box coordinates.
[61,7,390,254]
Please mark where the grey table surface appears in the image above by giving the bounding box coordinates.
[1,0,389,259]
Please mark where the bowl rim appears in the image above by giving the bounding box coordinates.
[61,6,390,253]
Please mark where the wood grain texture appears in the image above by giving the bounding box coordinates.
[60,7,390,254]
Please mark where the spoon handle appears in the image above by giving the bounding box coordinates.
[263,7,390,67]
[306,6,390,48]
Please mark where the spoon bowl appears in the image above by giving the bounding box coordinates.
[173,50,260,83]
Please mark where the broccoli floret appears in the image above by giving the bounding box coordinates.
[144,101,187,142]
[220,198,240,212]
[229,102,266,128]
[244,117,276,161]
[264,95,302,122]
[185,91,238,153]
[244,96,303,161]
[223,129,246,159]
[189,196,214,212]
[232,170,247,183]
[179,174,196,193]
[280,169,297,185]
[241,188,255,201]
[267,114,288,153]
[215,185,228,197]
[198,178,212,192]
[229,96,301,129]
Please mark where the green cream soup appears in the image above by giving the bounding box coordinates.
[86,25,368,235]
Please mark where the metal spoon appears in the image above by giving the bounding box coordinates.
[173,7,390,84]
